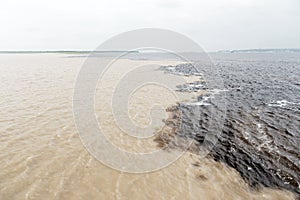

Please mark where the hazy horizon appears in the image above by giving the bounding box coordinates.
[0,48,300,53]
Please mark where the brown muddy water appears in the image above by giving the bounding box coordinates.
[0,53,297,199]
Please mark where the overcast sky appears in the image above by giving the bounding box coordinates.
[1,0,299,51]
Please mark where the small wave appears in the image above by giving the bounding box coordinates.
[268,100,300,110]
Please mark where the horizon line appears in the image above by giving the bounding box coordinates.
[0,48,300,54]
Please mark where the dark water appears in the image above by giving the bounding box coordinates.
[210,53,300,194]
[160,53,300,196]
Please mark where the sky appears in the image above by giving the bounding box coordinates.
[0,0,299,51]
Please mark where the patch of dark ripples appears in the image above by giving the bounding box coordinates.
[160,53,300,196]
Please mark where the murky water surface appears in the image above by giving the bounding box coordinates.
[0,53,298,199]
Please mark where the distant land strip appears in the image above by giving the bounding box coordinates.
[218,48,300,53]
[1,49,300,54]
[0,50,139,54]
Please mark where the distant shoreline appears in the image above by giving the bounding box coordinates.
[0,50,139,54]
[0,49,300,54]
[217,48,300,53]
